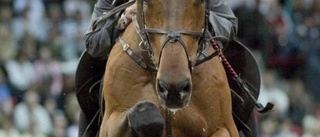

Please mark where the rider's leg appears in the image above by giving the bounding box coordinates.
[76,51,107,137]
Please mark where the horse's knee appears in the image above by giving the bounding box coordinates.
[128,101,164,137]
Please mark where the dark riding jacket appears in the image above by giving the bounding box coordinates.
[84,0,238,58]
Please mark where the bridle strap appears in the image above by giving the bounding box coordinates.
[133,16,155,66]
[118,37,158,75]
[157,31,194,73]
[145,28,203,36]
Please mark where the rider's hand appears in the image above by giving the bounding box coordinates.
[124,4,137,21]
[117,4,137,29]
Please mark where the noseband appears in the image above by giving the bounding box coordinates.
[145,28,203,72]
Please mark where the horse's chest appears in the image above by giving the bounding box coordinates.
[170,111,212,137]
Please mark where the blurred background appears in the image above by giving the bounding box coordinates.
[0,0,319,136]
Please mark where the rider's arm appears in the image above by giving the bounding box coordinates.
[209,0,238,41]
[84,0,119,58]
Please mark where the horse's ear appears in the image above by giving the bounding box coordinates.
[113,0,129,7]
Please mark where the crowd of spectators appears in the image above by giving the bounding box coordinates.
[233,0,320,136]
[0,0,319,137]
[0,0,90,136]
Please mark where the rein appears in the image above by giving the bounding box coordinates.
[208,37,274,113]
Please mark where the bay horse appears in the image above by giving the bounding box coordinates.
[99,0,239,136]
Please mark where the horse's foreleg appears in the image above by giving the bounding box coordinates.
[99,112,129,137]
[128,101,164,137]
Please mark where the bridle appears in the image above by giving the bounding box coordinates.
[120,0,220,75]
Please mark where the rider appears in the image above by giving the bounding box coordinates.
[76,0,237,136]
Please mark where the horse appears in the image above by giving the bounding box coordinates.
[99,0,239,136]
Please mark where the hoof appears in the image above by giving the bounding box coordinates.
[128,101,164,137]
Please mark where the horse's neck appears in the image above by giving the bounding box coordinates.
[119,23,141,50]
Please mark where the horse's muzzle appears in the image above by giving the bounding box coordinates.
[156,78,192,109]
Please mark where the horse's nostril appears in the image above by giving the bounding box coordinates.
[157,78,192,109]
[178,80,191,93]
[157,79,168,96]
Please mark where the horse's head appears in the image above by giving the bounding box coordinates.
[136,0,207,109]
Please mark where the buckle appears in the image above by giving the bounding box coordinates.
[123,44,129,51]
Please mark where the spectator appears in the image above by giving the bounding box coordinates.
[50,111,68,137]
[0,25,17,63]
[44,4,64,60]
[13,89,52,135]
[59,0,91,61]
[66,110,79,137]
[258,69,289,119]
[0,6,17,62]
[18,32,40,61]
[62,92,80,137]
[0,65,13,115]
[274,118,300,137]
[302,110,320,137]
[265,0,304,79]
[33,46,63,99]
[12,0,48,42]
[0,115,20,137]
[288,79,312,127]
[259,115,279,137]
[59,11,85,61]
[64,93,80,124]
[20,121,47,137]
[63,0,91,25]
[43,96,59,120]
[5,50,34,95]
[305,32,320,103]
